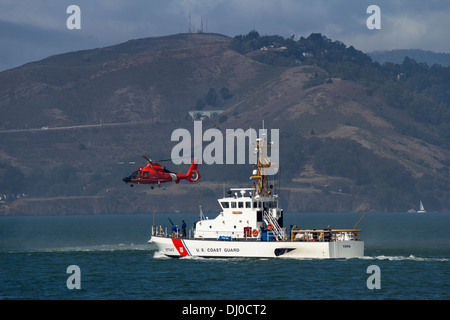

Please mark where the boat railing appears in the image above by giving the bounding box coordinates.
[153,225,268,241]
[153,225,168,237]
[153,226,235,240]
[191,229,245,240]
[152,225,191,239]
[291,229,361,242]
[153,225,361,242]
[262,210,283,241]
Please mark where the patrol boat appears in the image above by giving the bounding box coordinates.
[149,132,364,259]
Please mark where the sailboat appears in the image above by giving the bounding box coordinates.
[417,200,426,213]
[408,200,427,213]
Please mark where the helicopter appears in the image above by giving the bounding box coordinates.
[122,156,200,188]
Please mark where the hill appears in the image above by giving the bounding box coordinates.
[0,32,449,215]
[368,49,450,67]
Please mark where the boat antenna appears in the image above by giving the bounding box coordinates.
[152,209,156,236]
[198,181,205,220]
[353,211,367,229]
[250,126,272,197]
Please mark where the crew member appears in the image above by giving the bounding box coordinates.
[181,220,187,237]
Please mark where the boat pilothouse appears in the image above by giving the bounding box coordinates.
[195,133,284,242]
[150,130,364,259]
[195,188,284,241]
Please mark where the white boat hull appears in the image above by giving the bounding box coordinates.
[150,236,364,259]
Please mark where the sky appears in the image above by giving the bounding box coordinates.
[1,0,449,71]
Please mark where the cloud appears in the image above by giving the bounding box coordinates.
[346,5,450,53]
[0,19,100,71]
[0,0,449,71]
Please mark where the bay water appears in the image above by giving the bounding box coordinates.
[1,212,449,300]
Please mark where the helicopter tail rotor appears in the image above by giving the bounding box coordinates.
[186,158,201,182]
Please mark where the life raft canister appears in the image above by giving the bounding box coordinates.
[252,229,259,237]
[267,223,274,231]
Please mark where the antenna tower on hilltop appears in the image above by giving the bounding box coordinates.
[188,9,192,33]
[188,9,207,33]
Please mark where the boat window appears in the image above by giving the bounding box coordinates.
[231,202,237,208]
[221,201,229,208]
[246,202,251,208]
[267,201,277,208]
[238,202,244,208]
[257,211,262,222]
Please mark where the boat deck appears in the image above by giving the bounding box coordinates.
[153,226,361,243]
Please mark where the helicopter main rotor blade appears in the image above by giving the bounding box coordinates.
[153,158,174,162]
[141,155,192,163]
[151,156,193,163]
[142,155,152,163]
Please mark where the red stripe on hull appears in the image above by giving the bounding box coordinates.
[172,238,190,256]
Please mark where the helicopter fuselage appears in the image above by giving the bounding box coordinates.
[122,159,200,186]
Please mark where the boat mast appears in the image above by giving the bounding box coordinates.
[250,131,272,197]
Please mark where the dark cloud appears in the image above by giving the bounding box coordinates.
[0,20,100,71]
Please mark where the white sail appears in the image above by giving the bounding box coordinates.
[418,200,426,213]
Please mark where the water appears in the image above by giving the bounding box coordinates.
[1,212,449,300]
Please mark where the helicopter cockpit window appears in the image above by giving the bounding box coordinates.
[143,171,149,178]
[131,171,139,178]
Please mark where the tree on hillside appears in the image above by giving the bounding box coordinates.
[205,88,218,107]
